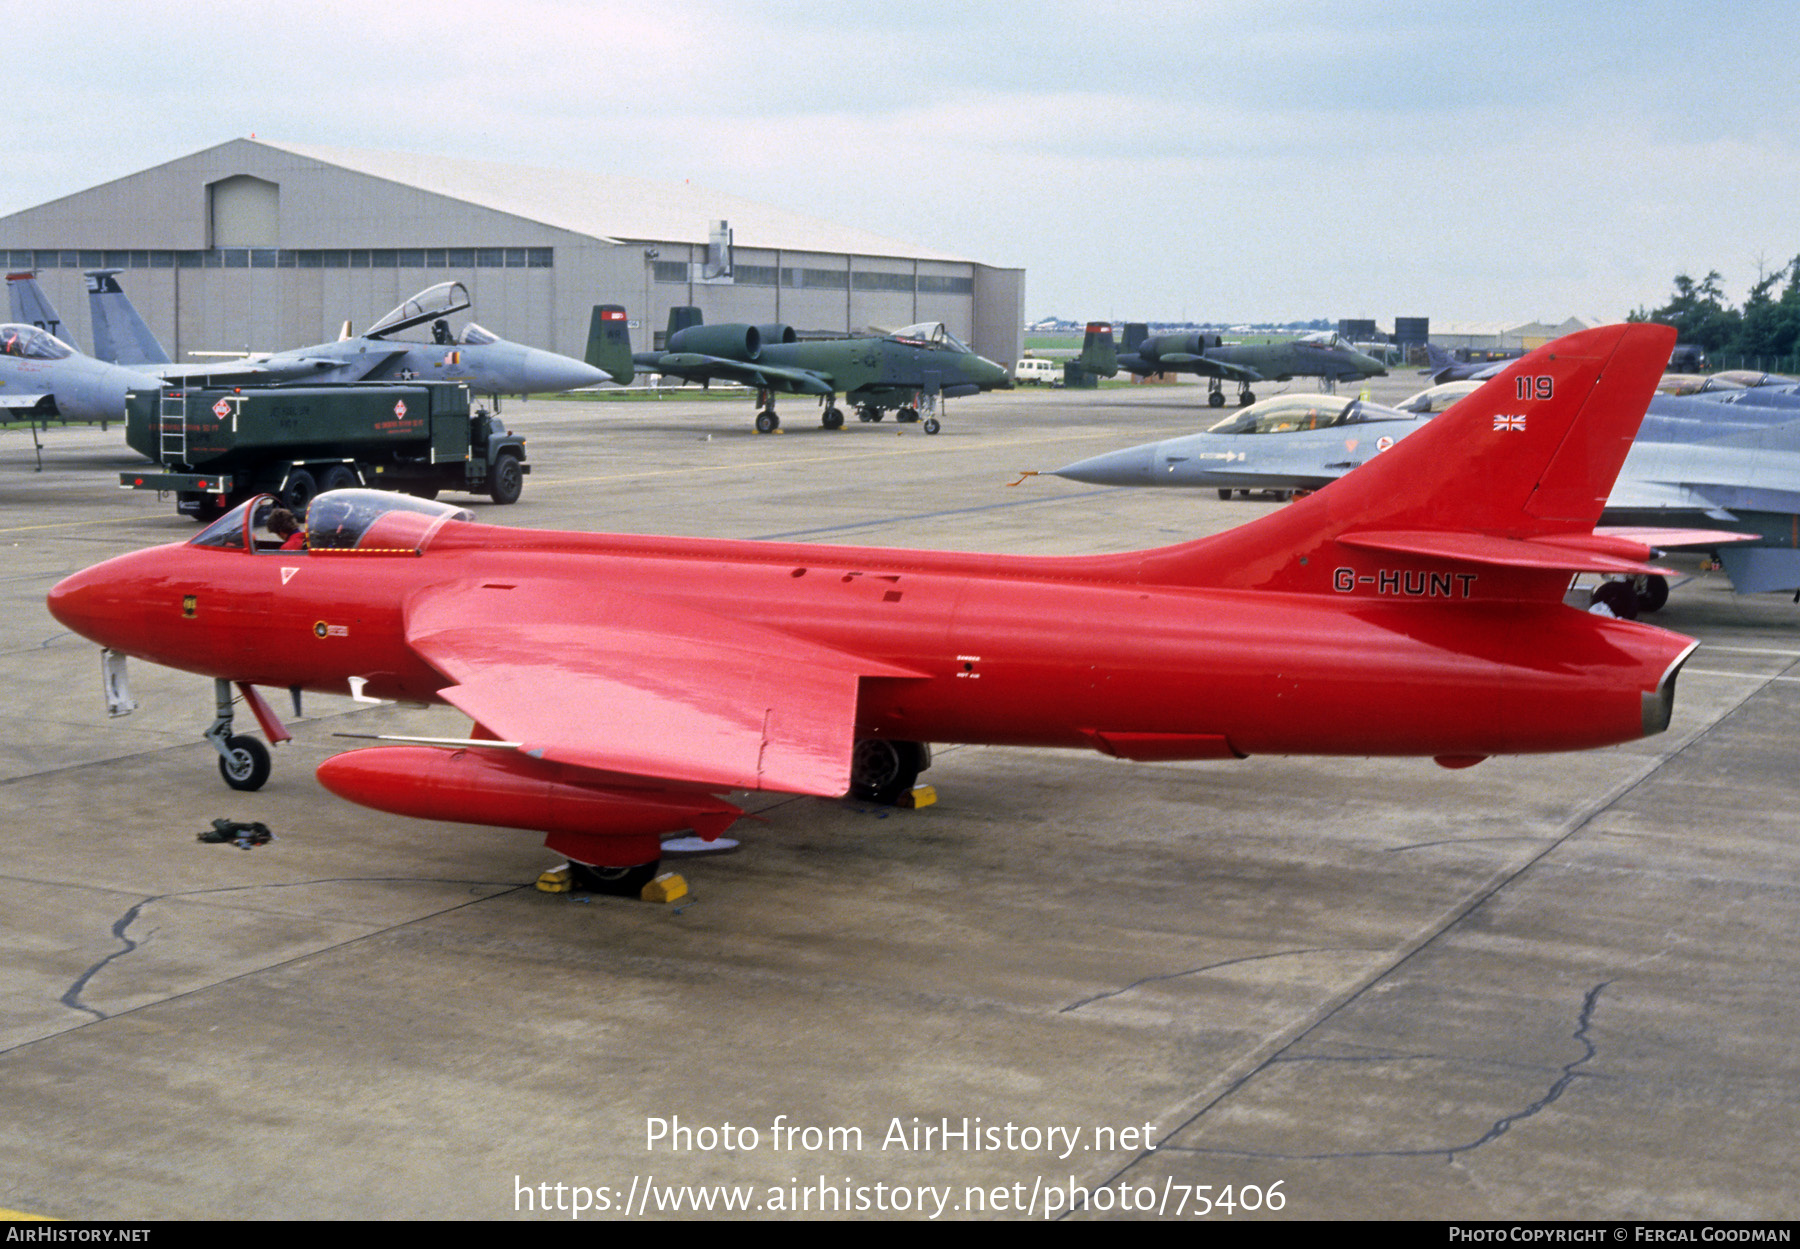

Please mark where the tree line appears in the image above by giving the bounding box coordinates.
[1629,260,1800,370]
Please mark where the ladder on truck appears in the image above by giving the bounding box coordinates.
[158,388,189,466]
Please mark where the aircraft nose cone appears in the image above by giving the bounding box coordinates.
[47,564,112,646]
[522,349,610,392]
[1051,444,1156,485]
[979,357,1013,389]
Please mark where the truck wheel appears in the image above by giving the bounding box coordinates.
[489,452,524,504]
[283,469,318,514]
[321,465,360,494]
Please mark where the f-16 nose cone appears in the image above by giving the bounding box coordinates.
[1051,445,1157,485]
[523,349,610,392]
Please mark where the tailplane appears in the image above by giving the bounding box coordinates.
[84,270,170,366]
[1139,323,1679,600]
[584,304,634,384]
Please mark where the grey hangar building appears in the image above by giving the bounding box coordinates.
[0,138,1025,376]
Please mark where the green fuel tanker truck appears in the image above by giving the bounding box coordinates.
[121,382,528,519]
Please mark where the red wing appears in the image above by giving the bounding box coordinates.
[404,580,921,797]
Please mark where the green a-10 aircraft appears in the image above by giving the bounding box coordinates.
[587,305,1011,433]
[1077,320,1387,407]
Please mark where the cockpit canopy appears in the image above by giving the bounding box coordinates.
[1204,394,1413,435]
[1296,331,1346,350]
[1656,372,1744,395]
[888,322,971,353]
[366,282,474,341]
[0,323,75,360]
[188,490,474,554]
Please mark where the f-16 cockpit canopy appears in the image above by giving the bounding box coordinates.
[0,323,75,360]
[366,282,474,341]
[1204,394,1412,435]
[889,322,972,353]
[188,491,474,554]
[1396,381,1481,414]
[1656,372,1745,396]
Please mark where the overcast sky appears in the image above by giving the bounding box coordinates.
[16,0,1799,325]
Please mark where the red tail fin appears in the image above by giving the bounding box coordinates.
[1140,323,1676,597]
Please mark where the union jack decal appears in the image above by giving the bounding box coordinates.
[1493,414,1527,432]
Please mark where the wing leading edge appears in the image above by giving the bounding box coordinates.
[404,579,923,798]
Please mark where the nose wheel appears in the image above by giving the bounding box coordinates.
[203,677,279,791]
[218,736,271,791]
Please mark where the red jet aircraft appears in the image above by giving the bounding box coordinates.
[49,324,1695,893]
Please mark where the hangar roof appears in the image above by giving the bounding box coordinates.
[254,139,974,264]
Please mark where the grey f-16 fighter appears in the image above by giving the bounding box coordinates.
[1075,320,1387,407]
[1049,387,1800,608]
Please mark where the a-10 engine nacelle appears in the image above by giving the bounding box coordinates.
[1142,332,1222,361]
[667,321,797,362]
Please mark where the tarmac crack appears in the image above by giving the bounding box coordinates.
[1149,980,1613,1163]
[1056,663,1787,1216]
[1059,949,1328,1014]
[40,876,528,1038]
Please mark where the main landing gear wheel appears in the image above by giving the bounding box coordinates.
[754,410,780,433]
[896,407,920,424]
[922,417,941,435]
[858,406,883,422]
[567,859,661,897]
[1590,579,1639,620]
[821,407,845,430]
[1207,391,1225,408]
[218,735,271,792]
[1634,573,1670,613]
[1217,488,1233,500]
[1239,390,1256,406]
[850,739,927,806]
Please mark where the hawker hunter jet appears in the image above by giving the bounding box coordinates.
[1076,321,1386,407]
[601,306,1010,433]
[50,325,1697,896]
